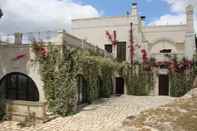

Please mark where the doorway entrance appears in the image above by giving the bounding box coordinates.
[115,77,124,95]
[76,75,88,104]
[159,75,169,95]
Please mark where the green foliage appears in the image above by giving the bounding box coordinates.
[170,71,196,97]
[0,82,5,120]
[0,96,5,120]
[33,43,79,116]
[33,42,118,116]
[121,63,153,96]
[79,53,118,101]
[169,55,197,97]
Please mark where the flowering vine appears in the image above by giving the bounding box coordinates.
[129,23,134,64]
[105,30,117,47]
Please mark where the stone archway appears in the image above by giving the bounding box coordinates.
[150,39,178,62]
[150,39,177,54]
[0,72,39,101]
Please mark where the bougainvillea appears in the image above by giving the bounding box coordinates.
[105,30,117,47]
[129,23,134,64]
[141,49,148,64]
[12,53,26,61]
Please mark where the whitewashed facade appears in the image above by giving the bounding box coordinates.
[70,2,196,96]
[70,3,196,62]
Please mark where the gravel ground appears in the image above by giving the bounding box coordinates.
[0,95,175,131]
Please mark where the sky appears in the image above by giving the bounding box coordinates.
[0,0,196,34]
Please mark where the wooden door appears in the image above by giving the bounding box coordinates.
[116,77,124,94]
[159,75,169,95]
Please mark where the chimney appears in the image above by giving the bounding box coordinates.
[140,16,146,26]
[186,5,194,33]
[131,1,138,17]
[14,32,23,45]
[0,8,3,19]
[130,0,140,24]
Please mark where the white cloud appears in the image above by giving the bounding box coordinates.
[0,0,100,34]
[163,0,197,13]
[150,14,186,25]
[149,0,197,32]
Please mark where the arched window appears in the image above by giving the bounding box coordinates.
[0,72,39,101]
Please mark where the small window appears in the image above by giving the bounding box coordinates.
[160,49,172,53]
[105,44,112,53]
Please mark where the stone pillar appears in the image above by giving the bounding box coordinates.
[129,1,145,62]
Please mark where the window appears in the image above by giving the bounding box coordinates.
[104,44,112,53]
[117,42,126,62]
[160,49,172,53]
[0,72,39,101]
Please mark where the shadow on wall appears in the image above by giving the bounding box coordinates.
[0,45,32,77]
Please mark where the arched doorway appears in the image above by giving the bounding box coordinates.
[0,72,39,101]
[76,75,88,104]
[97,76,103,98]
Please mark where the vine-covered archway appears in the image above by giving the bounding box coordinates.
[97,76,103,98]
[76,74,88,104]
[0,72,39,101]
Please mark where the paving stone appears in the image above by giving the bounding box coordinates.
[0,95,174,131]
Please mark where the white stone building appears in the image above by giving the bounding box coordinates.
[0,1,196,123]
[70,2,196,96]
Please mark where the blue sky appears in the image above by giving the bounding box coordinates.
[76,0,171,24]
[0,0,196,33]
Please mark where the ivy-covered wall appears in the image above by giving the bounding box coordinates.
[121,62,154,96]
[32,42,119,116]
[170,66,197,97]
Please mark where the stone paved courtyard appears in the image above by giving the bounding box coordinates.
[0,95,175,131]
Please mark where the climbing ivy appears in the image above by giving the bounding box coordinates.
[0,93,5,120]
[169,55,197,97]
[121,62,153,96]
[170,66,197,97]
[32,42,80,116]
[32,42,119,116]
[78,52,118,102]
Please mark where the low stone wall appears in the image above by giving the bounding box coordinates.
[5,100,47,123]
